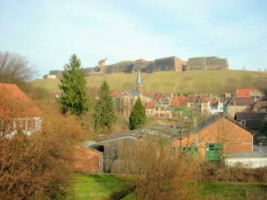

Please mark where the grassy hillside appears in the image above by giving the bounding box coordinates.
[33,70,267,94]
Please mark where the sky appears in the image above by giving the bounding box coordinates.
[1,0,267,78]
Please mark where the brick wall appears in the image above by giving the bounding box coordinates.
[71,145,103,173]
[173,118,253,160]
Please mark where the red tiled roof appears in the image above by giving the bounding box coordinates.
[0,83,42,118]
[143,92,154,98]
[236,89,259,97]
[153,93,170,101]
[145,101,156,109]
[210,97,217,104]
[110,89,122,97]
[170,96,188,106]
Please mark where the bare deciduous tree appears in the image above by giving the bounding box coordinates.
[119,136,200,200]
[0,100,87,199]
[0,51,36,86]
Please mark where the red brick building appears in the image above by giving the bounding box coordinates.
[173,117,253,161]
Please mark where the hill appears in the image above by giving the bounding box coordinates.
[33,70,267,95]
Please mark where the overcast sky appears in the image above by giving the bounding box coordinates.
[1,0,267,78]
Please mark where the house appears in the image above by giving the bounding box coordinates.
[251,96,267,112]
[0,83,42,136]
[153,104,173,119]
[226,97,255,118]
[144,93,175,119]
[170,96,188,107]
[145,101,157,116]
[43,74,57,79]
[206,97,225,115]
[236,88,263,101]
[186,95,202,111]
[234,112,267,131]
[173,116,253,161]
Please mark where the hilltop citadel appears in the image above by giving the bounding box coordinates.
[44,56,229,79]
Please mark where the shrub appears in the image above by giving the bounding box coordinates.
[0,101,87,199]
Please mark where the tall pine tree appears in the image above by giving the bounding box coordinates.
[129,97,146,130]
[93,81,116,134]
[58,54,88,116]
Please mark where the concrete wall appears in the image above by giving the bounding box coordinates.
[225,158,267,168]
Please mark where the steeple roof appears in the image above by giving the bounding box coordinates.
[136,70,142,84]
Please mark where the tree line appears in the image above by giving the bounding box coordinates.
[58,54,147,134]
[0,52,146,199]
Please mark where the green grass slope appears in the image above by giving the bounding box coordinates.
[33,70,267,94]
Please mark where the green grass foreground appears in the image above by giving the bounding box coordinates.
[200,182,267,199]
[66,173,131,200]
[67,173,267,200]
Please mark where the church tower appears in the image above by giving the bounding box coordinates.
[135,70,143,93]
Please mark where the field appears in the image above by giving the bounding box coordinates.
[33,70,267,95]
[67,173,267,200]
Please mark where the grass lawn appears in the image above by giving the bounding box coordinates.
[199,182,267,199]
[66,174,267,200]
[66,173,130,200]
[122,182,267,200]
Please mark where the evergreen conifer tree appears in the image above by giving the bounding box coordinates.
[129,97,146,130]
[58,54,88,116]
[93,81,116,134]
[259,116,267,136]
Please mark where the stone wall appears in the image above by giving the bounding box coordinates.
[154,56,183,72]
[187,56,229,71]
[44,56,229,79]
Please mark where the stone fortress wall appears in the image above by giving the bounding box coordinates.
[44,56,229,79]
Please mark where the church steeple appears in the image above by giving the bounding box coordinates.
[135,70,143,93]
